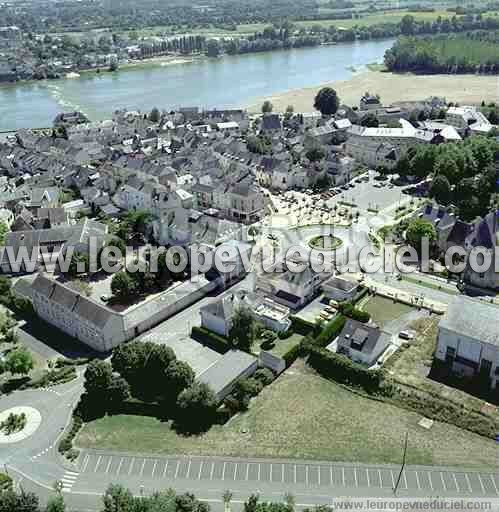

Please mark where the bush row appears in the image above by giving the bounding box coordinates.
[308,345,389,395]
[191,326,230,354]
[338,302,370,323]
[55,357,93,368]
[290,315,317,336]
[58,415,83,461]
[31,366,77,388]
[224,368,275,413]
[315,314,347,347]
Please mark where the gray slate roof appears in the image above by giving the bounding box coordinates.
[439,296,499,347]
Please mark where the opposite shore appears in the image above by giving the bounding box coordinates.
[247,69,499,112]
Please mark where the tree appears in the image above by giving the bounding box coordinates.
[261,100,273,114]
[5,347,34,376]
[313,87,340,116]
[405,219,437,255]
[108,57,119,72]
[66,252,90,277]
[102,484,134,512]
[165,359,195,399]
[429,174,452,205]
[83,360,114,396]
[149,107,160,123]
[45,494,65,512]
[305,145,326,162]
[360,113,379,127]
[175,493,210,512]
[0,221,8,244]
[111,271,137,299]
[222,490,233,512]
[228,307,255,352]
[176,382,217,429]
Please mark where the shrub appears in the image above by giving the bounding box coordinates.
[0,473,13,491]
[290,315,316,336]
[277,328,293,340]
[337,302,370,323]
[315,315,347,347]
[254,368,275,386]
[191,326,230,354]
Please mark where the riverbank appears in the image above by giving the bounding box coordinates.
[247,70,499,112]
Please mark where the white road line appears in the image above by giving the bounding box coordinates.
[318,467,320,486]
[440,472,447,491]
[222,462,226,481]
[306,466,309,486]
[258,463,261,481]
[163,460,169,478]
[490,475,499,495]
[209,462,215,481]
[294,465,297,484]
[82,454,90,473]
[353,468,358,487]
[282,464,284,483]
[330,467,333,486]
[174,460,180,479]
[415,471,421,490]
[186,460,192,479]
[402,470,407,490]
[246,464,249,481]
[128,459,134,476]
[366,469,370,487]
[378,469,382,488]
[477,474,486,494]
[198,462,203,480]
[94,456,102,473]
[105,458,112,474]
[270,463,273,482]
[453,473,460,492]
[464,473,472,493]
[428,472,433,491]
[390,470,396,488]
[117,458,124,476]
[140,459,146,477]
[233,462,238,481]
[342,468,345,487]
[152,461,157,478]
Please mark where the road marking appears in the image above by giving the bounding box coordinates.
[440,472,447,491]
[415,472,421,490]
[354,468,357,487]
[210,462,215,480]
[117,458,124,476]
[428,472,433,491]
[342,468,345,487]
[140,459,146,477]
[246,464,249,481]
[453,473,459,492]
[490,475,499,495]
[270,464,273,482]
[282,464,284,483]
[464,473,472,493]
[198,462,203,480]
[330,467,333,486]
[186,460,192,479]
[390,470,395,488]
[94,456,101,473]
[366,469,370,487]
[294,465,297,484]
[105,458,112,474]
[233,462,238,481]
[477,474,486,494]
[152,461,157,478]
[81,455,90,473]
[222,462,226,481]
[402,470,407,490]
[128,459,134,476]
[163,460,169,478]
[174,460,180,479]
[306,466,309,486]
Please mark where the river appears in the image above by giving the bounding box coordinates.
[0,38,393,131]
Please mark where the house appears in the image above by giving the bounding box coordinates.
[416,204,457,254]
[445,106,494,135]
[435,296,499,389]
[200,295,235,337]
[261,114,282,134]
[336,319,391,366]
[322,274,359,302]
[197,349,258,402]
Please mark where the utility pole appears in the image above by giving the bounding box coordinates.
[393,431,409,495]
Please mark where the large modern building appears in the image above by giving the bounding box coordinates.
[435,296,499,389]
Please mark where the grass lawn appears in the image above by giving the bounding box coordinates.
[362,295,414,327]
[76,360,495,468]
[270,333,303,357]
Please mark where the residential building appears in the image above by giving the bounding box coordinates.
[435,296,499,389]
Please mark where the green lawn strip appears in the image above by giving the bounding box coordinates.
[361,295,414,327]
[76,364,495,468]
[401,275,459,296]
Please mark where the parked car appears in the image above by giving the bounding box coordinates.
[399,330,415,341]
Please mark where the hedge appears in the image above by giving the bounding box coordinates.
[191,326,230,354]
[315,314,347,347]
[58,416,83,460]
[308,345,388,394]
[281,343,303,368]
[0,473,12,491]
[290,315,317,336]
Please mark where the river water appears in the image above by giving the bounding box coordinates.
[0,38,393,131]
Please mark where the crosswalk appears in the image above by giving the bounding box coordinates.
[60,470,79,492]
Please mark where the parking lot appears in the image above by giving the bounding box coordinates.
[75,451,499,496]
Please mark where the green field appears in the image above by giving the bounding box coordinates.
[361,295,415,327]
[77,360,495,468]
[434,37,499,64]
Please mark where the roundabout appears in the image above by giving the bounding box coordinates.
[308,234,343,251]
[0,406,42,444]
